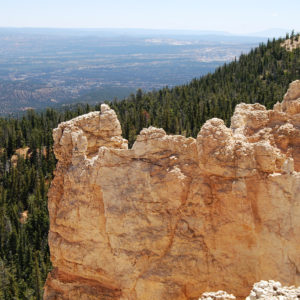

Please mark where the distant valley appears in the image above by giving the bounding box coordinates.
[0,28,268,114]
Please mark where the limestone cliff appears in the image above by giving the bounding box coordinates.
[44,81,300,300]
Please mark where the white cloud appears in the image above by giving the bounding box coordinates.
[272,12,279,17]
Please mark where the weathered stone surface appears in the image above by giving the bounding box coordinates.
[246,280,300,299]
[198,280,300,299]
[200,290,236,299]
[281,36,300,51]
[44,81,300,300]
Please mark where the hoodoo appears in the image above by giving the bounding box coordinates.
[44,81,300,299]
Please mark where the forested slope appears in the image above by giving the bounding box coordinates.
[111,34,300,145]
[0,34,299,299]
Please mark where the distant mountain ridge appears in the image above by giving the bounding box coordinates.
[248,28,296,38]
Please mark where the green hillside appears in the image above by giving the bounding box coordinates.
[0,34,299,299]
[111,34,300,145]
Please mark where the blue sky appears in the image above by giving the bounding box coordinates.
[0,0,299,34]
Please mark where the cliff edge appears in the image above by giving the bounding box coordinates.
[44,81,300,300]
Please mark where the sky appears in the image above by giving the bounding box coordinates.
[0,0,299,35]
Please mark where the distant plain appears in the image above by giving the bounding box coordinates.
[0,28,268,114]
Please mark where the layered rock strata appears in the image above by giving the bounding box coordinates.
[44,81,300,300]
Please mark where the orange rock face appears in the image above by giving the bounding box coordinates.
[44,81,300,300]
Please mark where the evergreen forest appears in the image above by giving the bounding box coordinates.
[0,34,299,299]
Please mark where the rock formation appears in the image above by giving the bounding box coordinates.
[199,290,236,300]
[281,35,300,51]
[198,280,300,300]
[245,280,300,300]
[44,81,300,300]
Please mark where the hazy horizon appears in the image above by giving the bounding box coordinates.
[0,26,296,39]
[1,0,299,35]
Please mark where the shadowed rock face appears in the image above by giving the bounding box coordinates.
[44,81,300,300]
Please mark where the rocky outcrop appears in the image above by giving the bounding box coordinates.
[198,280,300,300]
[281,36,300,51]
[246,280,300,299]
[200,290,236,299]
[44,81,300,300]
